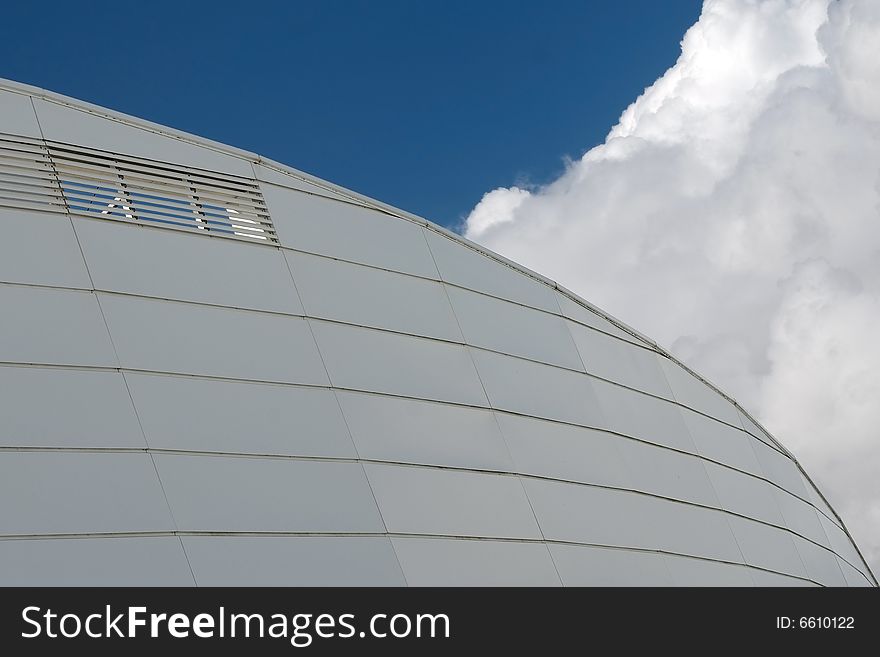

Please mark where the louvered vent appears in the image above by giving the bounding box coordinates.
[0,135,66,213]
[0,134,278,244]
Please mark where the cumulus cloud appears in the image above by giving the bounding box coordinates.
[465,185,531,237]
[464,0,880,574]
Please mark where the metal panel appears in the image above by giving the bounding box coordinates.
[446,286,583,370]
[566,320,672,397]
[792,536,846,587]
[0,452,173,535]
[651,498,744,563]
[127,372,356,458]
[523,477,650,547]
[75,218,300,313]
[548,544,672,586]
[681,407,764,476]
[727,515,808,579]
[471,349,605,426]
[818,514,868,576]
[0,366,145,448]
[288,250,461,341]
[614,438,719,506]
[750,439,809,498]
[261,183,438,278]
[702,461,786,526]
[737,409,781,450]
[496,413,630,489]
[33,98,254,177]
[555,292,648,346]
[0,208,90,288]
[99,294,329,385]
[425,230,559,313]
[748,569,816,587]
[662,554,755,587]
[524,478,742,562]
[310,321,487,406]
[183,536,405,586]
[154,454,384,532]
[364,463,542,539]
[391,537,561,586]
[0,285,117,367]
[773,488,829,546]
[800,474,841,528]
[253,164,357,203]
[590,377,697,452]
[660,357,742,426]
[0,537,195,586]
[336,391,512,470]
[837,557,873,587]
[0,89,41,137]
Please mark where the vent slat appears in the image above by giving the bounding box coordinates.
[63,193,274,232]
[0,138,50,155]
[0,179,65,197]
[58,173,268,213]
[54,165,268,213]
[0,152,54,169]
[61,189,273,229]
[0,135,278,244]
[0,138,63,213]
[49,145,261,193]
[0,171,60,187]
[0,168,58,186]
[51,159,266,200]
[0,196,66,212]
[0,147,52,160]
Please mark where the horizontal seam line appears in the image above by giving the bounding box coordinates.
[0,531,825,586]
[0,446,856,569]
[0,363,834,525]
[0,248,653,351]
[0,280,786,456]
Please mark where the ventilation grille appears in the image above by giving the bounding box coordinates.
[0,135,66,213]
[0,134,278,244]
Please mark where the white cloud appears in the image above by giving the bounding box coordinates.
[466,185,530,238]
[464,0,880,576]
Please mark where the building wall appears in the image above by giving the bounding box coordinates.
[0,82,874,586]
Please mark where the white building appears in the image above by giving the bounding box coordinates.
[0,78,873,586]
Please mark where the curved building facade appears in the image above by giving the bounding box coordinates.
[0,78,874,586]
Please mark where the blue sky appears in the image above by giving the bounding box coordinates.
[1,0,701,229]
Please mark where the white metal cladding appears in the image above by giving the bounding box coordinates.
[0,78,876,587]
